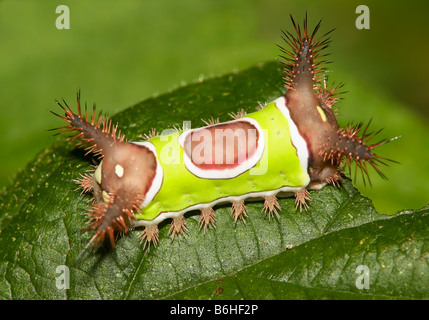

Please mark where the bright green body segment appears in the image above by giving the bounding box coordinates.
[135,101,309,221]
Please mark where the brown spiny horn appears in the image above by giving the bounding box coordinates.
[278,13,335,91]
[320,120,399,185]
[85,192,142,249]
[50,90,125,158]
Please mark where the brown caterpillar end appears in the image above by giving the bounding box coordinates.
[52,91,159,250]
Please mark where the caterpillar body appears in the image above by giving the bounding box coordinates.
[52,16,395,250]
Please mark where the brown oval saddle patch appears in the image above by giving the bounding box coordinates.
[182,120,260,170]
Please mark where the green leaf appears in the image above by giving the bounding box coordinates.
[171,206,429,300]
[0,62,428,300]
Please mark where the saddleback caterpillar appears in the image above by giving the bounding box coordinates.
[52,15,397,251]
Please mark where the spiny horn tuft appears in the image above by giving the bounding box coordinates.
[319,121,399,185]
[50,90,125,159]
[278,13,335,92]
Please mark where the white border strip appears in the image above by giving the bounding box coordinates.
[274,96,309,174]
[132,141,164,208]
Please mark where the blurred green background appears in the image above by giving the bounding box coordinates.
[1,0,428,214]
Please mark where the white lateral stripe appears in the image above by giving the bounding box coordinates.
[131,185,303,227]
[132,141,163,208]
[178,117,265,179]
[274,96,309,173]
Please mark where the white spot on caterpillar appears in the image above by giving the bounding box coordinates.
[316,106,327,122]
[102,190,110,203]
[115,164,124,178]
[95,162,102,184]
